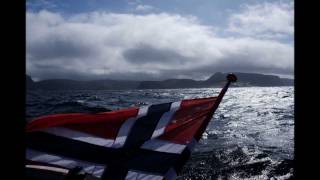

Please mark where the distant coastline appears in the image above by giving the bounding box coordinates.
[27,72,293,90]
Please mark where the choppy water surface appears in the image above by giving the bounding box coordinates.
[26,87,294,179]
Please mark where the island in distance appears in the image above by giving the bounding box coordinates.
[27,72,293,90]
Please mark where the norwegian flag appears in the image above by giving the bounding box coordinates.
[26,74,237,180]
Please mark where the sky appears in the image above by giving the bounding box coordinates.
[26,0,294,81]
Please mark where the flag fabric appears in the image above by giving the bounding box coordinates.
[26,93,227,179]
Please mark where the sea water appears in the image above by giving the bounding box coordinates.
[26,87,294,179]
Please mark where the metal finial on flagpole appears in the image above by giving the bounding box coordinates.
[215,73,237,103]
[227,73,237,83]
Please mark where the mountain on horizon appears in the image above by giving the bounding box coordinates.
[26,72,293,90]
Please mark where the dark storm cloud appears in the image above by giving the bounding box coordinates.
[123,44,190,65]
[28,35,97,60]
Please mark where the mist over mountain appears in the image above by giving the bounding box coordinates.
[26,72,293,90]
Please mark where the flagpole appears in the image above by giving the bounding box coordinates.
[208,73,237,116]
[216,73,237,102]
[194,73,237,140]
[208,73,236,112]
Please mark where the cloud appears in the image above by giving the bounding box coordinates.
[227,2,294,39]
[123,44,192,65]
[26,8,293,81]
[135,5,155,12]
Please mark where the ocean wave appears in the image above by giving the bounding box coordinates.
[178,145,293,179]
